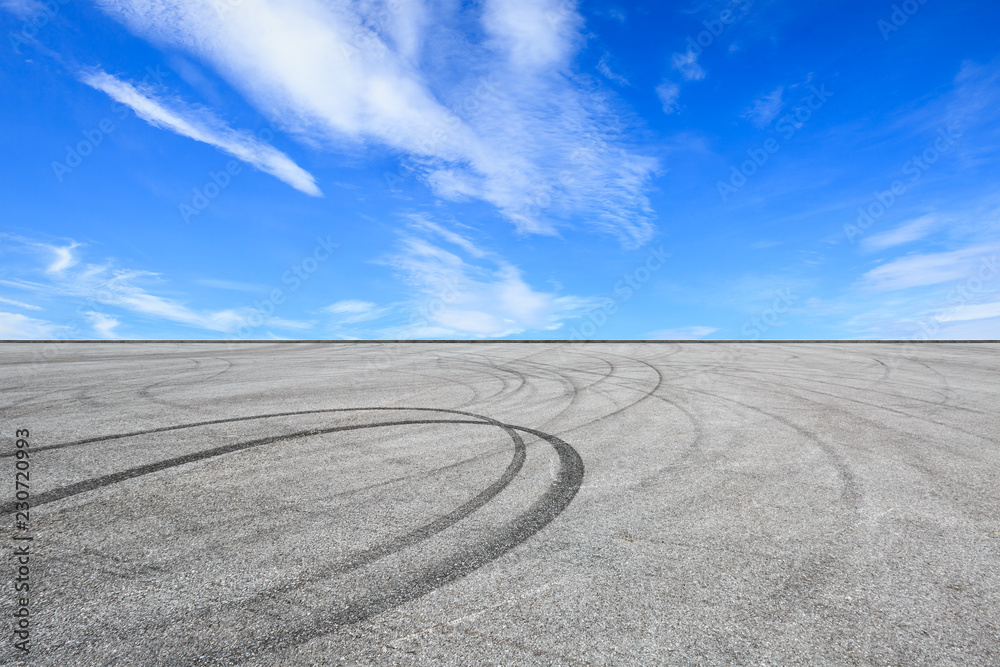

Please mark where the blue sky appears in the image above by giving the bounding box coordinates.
[1,0,999,340]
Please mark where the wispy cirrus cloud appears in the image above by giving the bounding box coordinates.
[860,214,939,252]
[859,244,1000,292]
[94,0,658,246]
[0,311,62,339]
[3,238,313,337]
[324,300,390,325]
[742,86,784,128]
[0,296,42,310]
[79,68,322,196]
[597,54,630,86]
[0,0,45,19]
[938,300,1000,322]
[43,241,80,274]
[327,216,600,338]
[671,49,705,81]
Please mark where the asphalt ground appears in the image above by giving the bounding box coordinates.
[1,342,998,665]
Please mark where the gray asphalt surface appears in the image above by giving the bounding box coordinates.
[1,342,999,665]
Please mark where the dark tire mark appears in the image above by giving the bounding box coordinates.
[189,424,584,664]
[3,419,491,514]
[19,406,583,663]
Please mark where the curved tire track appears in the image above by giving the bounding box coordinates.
[7,407,584,660]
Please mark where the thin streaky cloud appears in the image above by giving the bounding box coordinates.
[326,300,377,314]
[597,54,630,86]
[861,215,939,252]
[79,68,322,196]
[938,300,1000,322]
[859,244,1000,292]
[0,296,42,310]
[7,237,315,336]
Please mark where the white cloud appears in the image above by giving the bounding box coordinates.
[326,300,376,314]
[85,311,121,338]
[597,54,629,86]
[656,81,681,114]
[671,49,705,81]
[938,300,1000,322]
[648,326,718,339]
[0,311,61,339]
[44,241,80,274]
[861,215,939,252]
[7,237,313,337]
[920,317,1000,339]
[482,0,583,71]
[95,0,658,246]
[0,0,45,19]
[196,278,267,292]
[385,236,597,337]
[325,300,389,324]
[0,296,42,310]
[79,68,322,196]
[860,245,1000,292]
[328,219,599,338]
[742,86,784,128]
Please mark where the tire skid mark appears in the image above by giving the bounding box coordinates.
[705,368,996,465]
[494,346,627,423]
[722,357,960,413]
[138,356,234,408]
[659,381,861,512]
[1,418,494,514]
[651,380,867,626]
[18,405,583,663]
[138,436,530,646]
[526,349,665,437]
[431,350,532,406]
[188,424,584,664]
[707,367,998,448]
